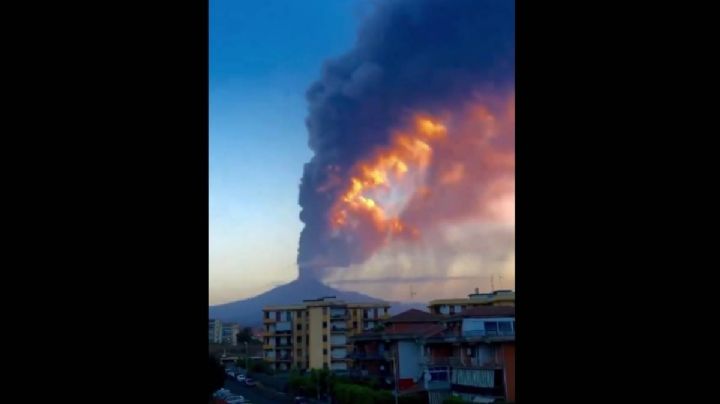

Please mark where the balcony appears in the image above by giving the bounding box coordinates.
[330,312,349,320]
[276,356,293,362]
[423,356,503,369]
[263,344,274,350]
[425,380,451,391]
[263,318,276,324]
[331,326,348,334]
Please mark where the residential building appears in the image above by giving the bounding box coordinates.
[222,322,241,346]
[349,306,516,403]
[262,296,390,372]
[209,318,223,344]
[423,306,515,404]
[350,309,445,391]
[428,289,515,316]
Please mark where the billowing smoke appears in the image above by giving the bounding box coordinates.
[297,0,515,282]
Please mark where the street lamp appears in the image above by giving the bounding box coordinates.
[391,347,399,404]
[244,341,249,371]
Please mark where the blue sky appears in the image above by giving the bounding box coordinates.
[210,0,365,304]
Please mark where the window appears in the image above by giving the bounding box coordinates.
[275,312,280,321]
[384,308,388,315]
[499,321,512,334]
[323,307,327,314]
[323,321,327,328]
[323,335,327,342]
[363,310,368,319]
[297,311,302,319]
[323,349,327,355]
[264,312,269,319]
[485,321,498,335]
[353,321,358,329]
[297,324,302,331]
[296,336,302,343]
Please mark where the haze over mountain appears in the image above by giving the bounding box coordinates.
[208,277,427,327]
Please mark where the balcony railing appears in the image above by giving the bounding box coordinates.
[425,380,451,391]
[462,329,515,337]
[330,312,349,319]
[423,356,503,369]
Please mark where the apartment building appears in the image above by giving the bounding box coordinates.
[262,296,390,372]
[428,289,515,316]
[423,306,515,403]
[349,306,515,403]
[222,322,240,346]
[351,309,445,390]
[209,318,223,344]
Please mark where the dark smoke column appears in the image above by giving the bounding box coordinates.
[296,0,515,281]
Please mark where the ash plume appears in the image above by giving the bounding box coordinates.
[297,0,515,280]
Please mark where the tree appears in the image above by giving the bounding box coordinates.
[236,327,254,344]
[208,354,225,398]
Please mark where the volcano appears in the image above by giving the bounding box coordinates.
[208,277,426,327]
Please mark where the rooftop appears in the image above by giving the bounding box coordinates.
[429,290,515,306]
[351,323,446,342]
[385,309,443,323]
[452,305,515,319]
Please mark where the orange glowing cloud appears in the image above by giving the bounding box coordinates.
[323,91,514,262]
[328,114,447,241]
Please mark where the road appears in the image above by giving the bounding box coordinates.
[224,376,294,404]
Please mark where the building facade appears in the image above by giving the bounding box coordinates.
[222,323,240,346]
[350,309,445,391]
[350,306,516,403]
[428,289,515,316]
[423,306,515,403]
[262,296,390,372]
[209,318,223,344]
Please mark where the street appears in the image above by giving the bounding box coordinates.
[224,377,293,404]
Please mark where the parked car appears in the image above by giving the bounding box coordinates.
[213,388,232,399]
[235,374,246,382]
[244,378,257,387]
[225,395,245,403]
